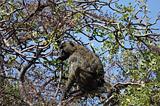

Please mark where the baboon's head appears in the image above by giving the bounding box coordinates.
[58,41,76,60]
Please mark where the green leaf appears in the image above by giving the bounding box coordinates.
[67,0,73,6]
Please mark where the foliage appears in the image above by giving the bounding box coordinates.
[0,0,160,105]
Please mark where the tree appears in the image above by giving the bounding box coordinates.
[0,0,160,105]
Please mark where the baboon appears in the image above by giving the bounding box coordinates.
[58,41,105,99]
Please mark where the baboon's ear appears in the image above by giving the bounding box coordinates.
[69,41,75,47]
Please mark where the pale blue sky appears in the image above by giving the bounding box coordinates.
[148,1,160,16]
[148,1,160,29]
